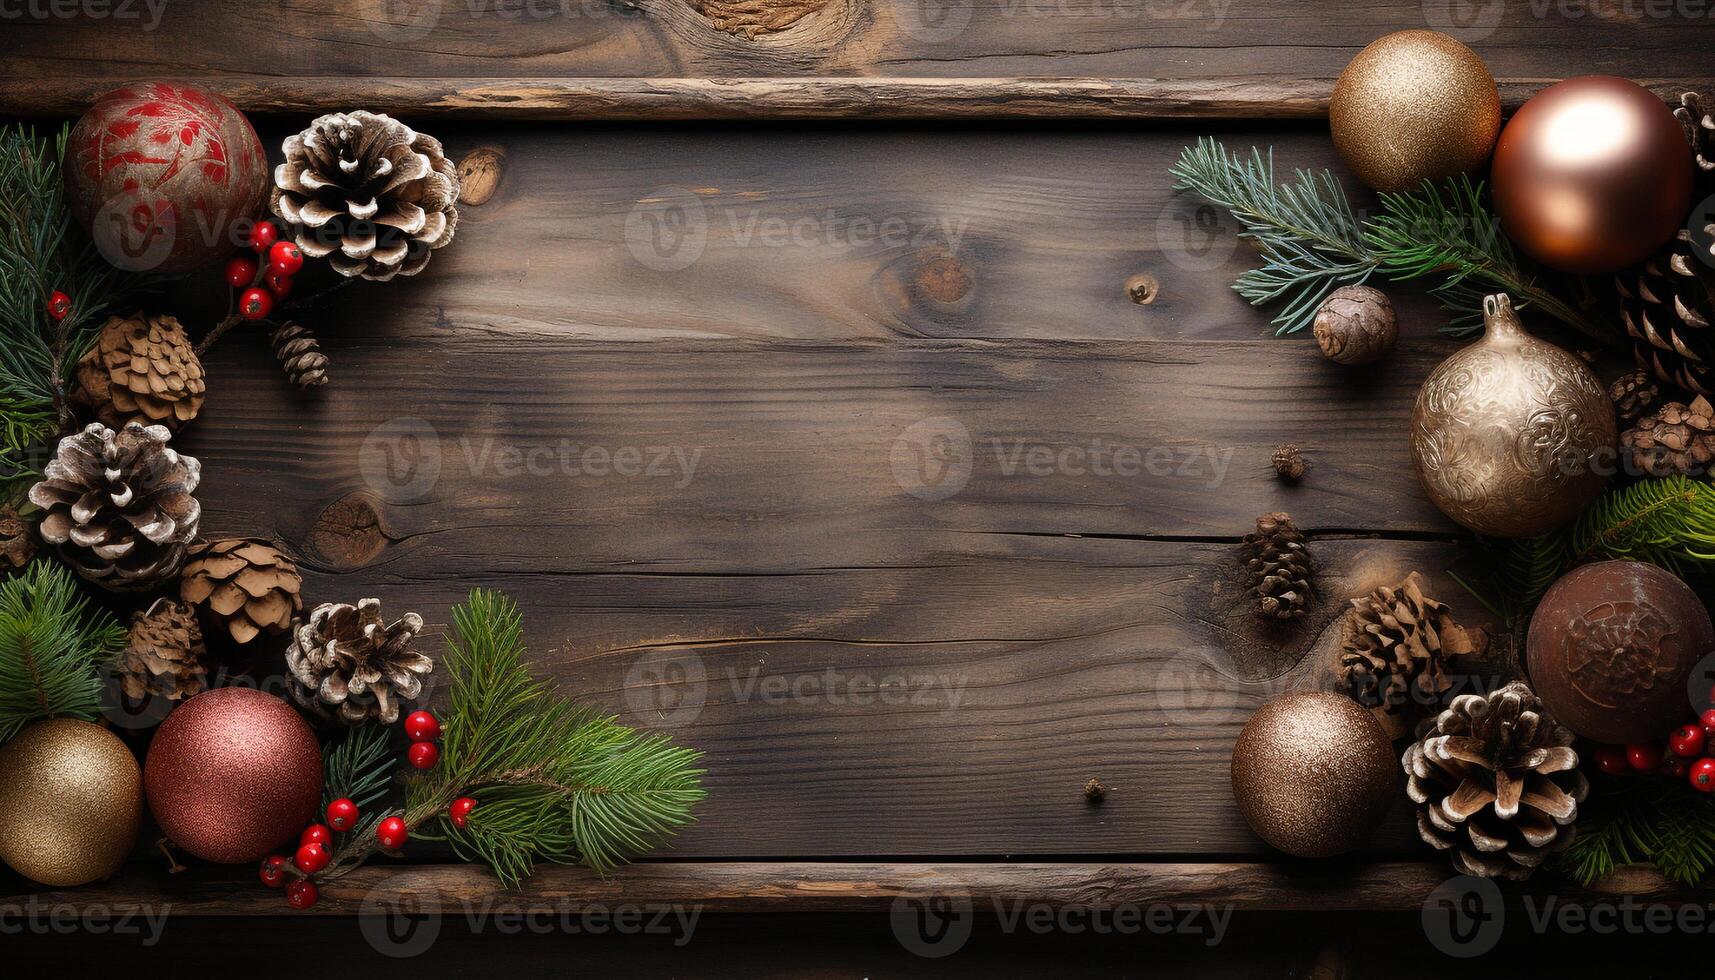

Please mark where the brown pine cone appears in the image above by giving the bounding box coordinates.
[0,504,33,571]
[72,312,206,432]
[1244,512,1312,621]
[270,322,329,389]
[1620,395,1715,477]
[118,598,207,701]
[1403,681,1587,880]
[1334,572,1488,738]
[180,538,303,643]
[1607,370,1661,424]
[286,598,431,725]
[1679,91,1714,177]
[1271,444,1306,482]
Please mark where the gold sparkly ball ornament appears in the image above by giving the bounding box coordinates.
[1411,294,1615,538]
[1330,30,1502,193]
[0,719,142,886]
[144,687,323,864]
[1230,692,1397,858]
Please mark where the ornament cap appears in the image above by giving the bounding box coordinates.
[1481,293,1526,343]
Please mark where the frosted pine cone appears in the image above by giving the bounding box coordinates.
[287,598,432,725]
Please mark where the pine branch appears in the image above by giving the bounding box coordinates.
[321,722,395,812]
[1561,779,1715,886]
[1567,476,1715,575]
[0,561,127,742]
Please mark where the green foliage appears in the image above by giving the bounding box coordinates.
[322,722,396,812]
[0,562,127,742]
[404,590,705,885]
[1561,779,1715,887]
[1168,138,1608,342]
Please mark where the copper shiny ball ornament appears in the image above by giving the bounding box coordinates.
[1526,561,1711,744]
[0,719,142,886]
[1231,692,1397,858]
[1492,76,1694,275]
[1330,30,1501,193]
[1411,294,1615,538]
[145,687,323,864]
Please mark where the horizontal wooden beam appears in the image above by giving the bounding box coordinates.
[3,862,1680,914]
[2,76,1708,120]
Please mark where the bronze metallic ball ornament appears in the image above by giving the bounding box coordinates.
[144,687,323,864]
[1230,692,1397,858]
[1492,76,1694,275]
[0,719,142,886]
[1330,30,1502,193]
[1411,294,1615,538]
[1526,560,1711,744]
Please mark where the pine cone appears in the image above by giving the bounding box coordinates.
[1271,443,1306,482]
[118,598,207,701]
[180,538,303,643]
[1403,681,1587,880]
[1608,369,1661,424]
[1334,572,1489,738]
[286,598,431,725]
[271,111,459,282]
[1678,92,1714,177]
[270,322,329,388]
[29,422,201,591]
[1244,511,1312,620]
[1620,396,1715,477]
[71,312,206,432]
[1619,230,1715,395]
[0,504,33,571]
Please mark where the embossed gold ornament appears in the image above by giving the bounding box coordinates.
[0,719,142,887]
[1410,294,1615,538]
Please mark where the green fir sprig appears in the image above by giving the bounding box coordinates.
[1168,138,1609,344]
[0,561,127,742]
[1561,779,1715,887]
[322,722,396,812]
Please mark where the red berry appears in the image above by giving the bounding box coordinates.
[1664,756,1690,779]
[285,878,318,910]
[294,842,329,874]
[1592,746,1628,777]
[224,255,258,288]
[268,240,304,275]
[1692,758,1715,793]
[1669,724,1707,758]
[46,290,72,322]
[248,221,279,253]
[300,823,332,848]
[258,854,287,888]
[326,798,358,833]
[1702,709,1715,735]
[408,740,439,769]
[449,797,477,830]
[265,270,293,297]
[377,816,409,849]
[1626,743,1664,771]
[239,287,273,320]
[404,710,441,742]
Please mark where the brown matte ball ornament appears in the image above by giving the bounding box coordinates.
[1313,285,1398,365]
[145,687,323,864]
[1492,76,1694,274]
[0,719,142,887]
[1330,30,1501,193]
[1411,294,1615,538]
[1526,561,1711,744]
[1231,692,1397,858]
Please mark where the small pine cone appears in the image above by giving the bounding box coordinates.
[270,322,329,388]
[1244,511,1312,621]
[1620,396,1715,477]
[118,598,207,701]
[1607,369,1660,424]
[1403,681,1588,880]
[286,598,432,725]
[72,312,206,432]
[0,504,34,571]
[180,538,303,643]
[1333,572,1488,738]
[1677,91,1714,176]
[1271,444,1306,482]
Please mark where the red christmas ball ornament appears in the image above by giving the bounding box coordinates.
[300,823,331,849]
[248,220,280,254]
[264,270,293,297]
[293,841,329,874]
[1591,746,1629,777]
[65,82,267,274]
[238,287,273,320]
[404,710,441,742]
[268,240,304,275]
[1491,76,1694,275]
[143,688,324,864]
[449,797,477,830]
[258,854,287,888]
[326,798,358,833]
[408,740,439,770]
[1626,742,1664,771]
[46,290,72,322]
[1669,724,1708,758]
[224,255,258,288]
[1692,758,1715,793]
[285,878,318,910]
[377,816,409,849]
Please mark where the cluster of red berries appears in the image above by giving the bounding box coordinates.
[1589,698,1715,794]
[223,221,303,321]
[406,709,441,769]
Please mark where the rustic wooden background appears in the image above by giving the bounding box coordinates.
[6,0,1715,972]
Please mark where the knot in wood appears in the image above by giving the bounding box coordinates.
[914,251,972,304]
[1125,274,1159,305]
[307,492,387,570]
[691,0,828,37]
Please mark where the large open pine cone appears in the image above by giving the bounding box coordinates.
[72,312,206,432]
[29,422,201,591]
[118,598,207,701]
[271,110,459,281]
[1244,512,1312,620]
[180,538,303,643]
[1403,681,1587,880]
[1334,572,1488,739]
[1620,395,1715,476]
[286,598,431,725]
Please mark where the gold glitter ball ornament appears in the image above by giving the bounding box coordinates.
[1230,692,1396,858]
[1330,30,1501,193]
[0,719,142,886]
[1411,294,1615,538]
